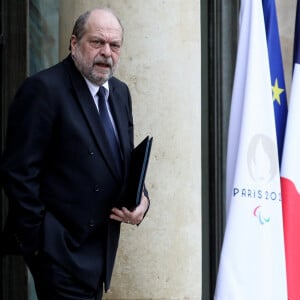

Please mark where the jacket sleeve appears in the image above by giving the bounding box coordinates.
[0,75,55,255]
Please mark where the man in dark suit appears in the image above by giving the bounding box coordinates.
[0,7,150,300]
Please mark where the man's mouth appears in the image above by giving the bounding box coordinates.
[95,62,110,69]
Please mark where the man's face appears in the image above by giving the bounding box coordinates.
[71,10,123,86]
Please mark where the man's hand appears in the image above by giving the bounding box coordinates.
[110,192,149,225]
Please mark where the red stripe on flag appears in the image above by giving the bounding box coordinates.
[281,176,300,299]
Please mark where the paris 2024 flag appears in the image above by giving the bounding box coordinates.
[281,1,300,299]
[214,0,287,299]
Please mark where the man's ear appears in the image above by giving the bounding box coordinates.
[69,35,77,53]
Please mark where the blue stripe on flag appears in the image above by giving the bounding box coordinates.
[262,0,288,166]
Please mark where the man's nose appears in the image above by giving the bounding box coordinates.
[100,43,112,57]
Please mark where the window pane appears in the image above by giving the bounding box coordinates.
[30,0,59,75]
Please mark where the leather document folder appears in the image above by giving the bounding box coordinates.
[117,136,153,210]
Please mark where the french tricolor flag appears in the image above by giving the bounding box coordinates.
[281,1,300,299]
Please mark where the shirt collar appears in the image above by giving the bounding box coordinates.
[83,77,109,99]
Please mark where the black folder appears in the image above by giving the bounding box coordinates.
[117,136,153,210]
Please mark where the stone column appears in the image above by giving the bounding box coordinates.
[59,1,202,299]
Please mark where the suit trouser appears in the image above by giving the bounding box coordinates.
[24,251,103,300]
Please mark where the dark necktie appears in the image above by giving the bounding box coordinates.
[97,86,123,176]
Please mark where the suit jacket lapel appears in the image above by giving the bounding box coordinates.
[63,56,122,182]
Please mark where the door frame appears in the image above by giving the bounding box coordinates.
[1,1,29,299]
[201,0,239,298]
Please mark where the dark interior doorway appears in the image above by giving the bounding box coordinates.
[1,1,29,299]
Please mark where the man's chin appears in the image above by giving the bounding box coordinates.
[88,74,110,86]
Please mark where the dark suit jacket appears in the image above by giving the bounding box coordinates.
[0,55,134,290]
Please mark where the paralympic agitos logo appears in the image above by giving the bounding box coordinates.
[253,205,270,224]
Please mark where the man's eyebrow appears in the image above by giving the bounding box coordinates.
[88,33,121,39]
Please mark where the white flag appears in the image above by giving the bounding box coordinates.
[214,0,287,299]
